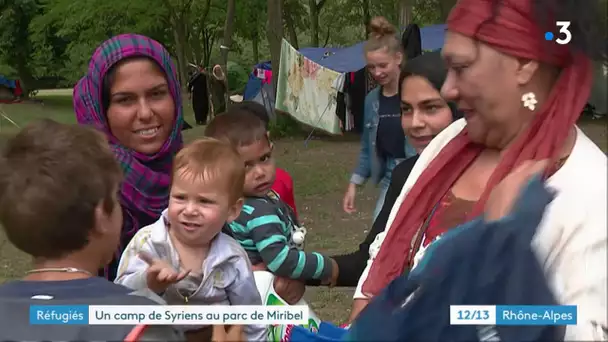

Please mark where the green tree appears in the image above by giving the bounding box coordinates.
[307,0,326,46]
[234,0,266,63]
[29,0,167,85]
[266,0,282,95]
[283,0,307,49]
[0,0,40,96]
[188,0,223,67]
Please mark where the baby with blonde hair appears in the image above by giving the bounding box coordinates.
[115,138,266,341]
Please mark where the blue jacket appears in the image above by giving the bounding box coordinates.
[344,175,565,342]
[350,87,417,186]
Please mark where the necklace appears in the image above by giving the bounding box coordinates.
[26,267,93,277]
[176,288,192,304]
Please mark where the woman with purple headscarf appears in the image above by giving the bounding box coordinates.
[74,34,184,280]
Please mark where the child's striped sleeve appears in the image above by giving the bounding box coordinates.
[233,205,333,282]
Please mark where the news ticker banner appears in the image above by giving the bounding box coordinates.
[450,305,577,326]
[30,304,577,326]
[30,305,308,325]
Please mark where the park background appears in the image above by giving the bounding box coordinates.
[0,0,606,323]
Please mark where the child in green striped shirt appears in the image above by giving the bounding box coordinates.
[204,110,338,286]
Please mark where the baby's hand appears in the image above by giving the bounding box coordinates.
[138,251,190,294]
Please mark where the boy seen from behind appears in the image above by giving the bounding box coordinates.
[115,138,266,341]
[0,119,182,341]
[204,111,338,287]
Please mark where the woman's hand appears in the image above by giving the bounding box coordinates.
[274,277,306,304]
[343,183,358,213]
[211,325,244,342]
[485,159,549,221]
[252,263,306,304]
[322,258,340,287]
[346,298,370,325]
[251,263,267,272]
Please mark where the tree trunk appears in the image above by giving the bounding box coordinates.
[220,0,236,67]
[284,7,299,49]
[438,0,458,21]
[164,0,195,87]
[267,0,283,96]
[189,21,205,65]
[220,0,236,96]
[308,0,320,46]
[252,34,260,63]
[202,28,217,67]
[322,25,331,47]
[398,0,413,32]
[15,64,34,99]
[189,0,212,66]
[190,31,204,65]
[362,0,370,38]
[171,16,190,88]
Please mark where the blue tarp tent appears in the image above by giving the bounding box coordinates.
[314,42,366,73]
[243,61,272,101]
[0,76,17,90]
[306,24,447,73]
[241,23,447,120]
[244,23,447,94]
[240,42,367,111]
[0,75,22,102]
[299,47,342,64]
[242,43,364,108]
[420,24,447,51]
[242,61,276,117]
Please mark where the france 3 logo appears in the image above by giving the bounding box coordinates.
[544,21,572,45]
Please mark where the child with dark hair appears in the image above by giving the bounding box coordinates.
[226,101,299,218]
[204,111,338,286]
[0,119,182,341]
[228,101,270,125]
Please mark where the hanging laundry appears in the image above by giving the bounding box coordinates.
[263,71,273,85]
[256,68,266,79]
[276,39,344,135]
[365,69,377,94]
[345,93,355,132]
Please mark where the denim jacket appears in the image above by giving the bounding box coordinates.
[350,87,417,185]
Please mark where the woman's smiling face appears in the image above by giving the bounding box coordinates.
[106,58,175,155]
[400,75,454,153]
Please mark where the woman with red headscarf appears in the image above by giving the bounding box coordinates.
[348,0,607,339]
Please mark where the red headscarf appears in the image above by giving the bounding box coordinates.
[362,0,593,297]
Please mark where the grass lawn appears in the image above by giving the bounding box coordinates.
[0,89,606,324]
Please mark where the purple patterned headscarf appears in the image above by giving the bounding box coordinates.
[73,34,183,279]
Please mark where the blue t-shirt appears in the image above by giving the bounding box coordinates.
[376,92,405,159]
[0,277,183,341]
[0,277,131,299]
